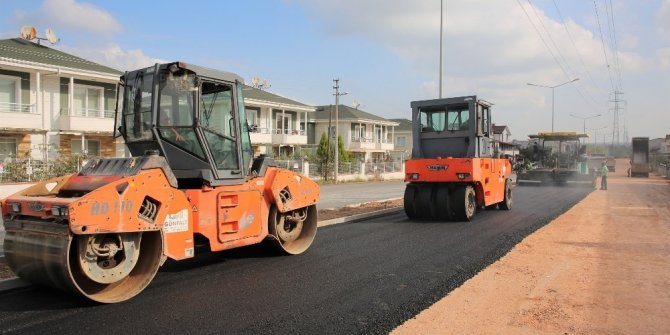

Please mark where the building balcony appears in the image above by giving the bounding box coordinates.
[376,142,394,150]
[349,137,376,150]
[58,108,115,133]
[249,127,273,144]
[0,103,42,130]
[271,129,307,145]
[67,108,115,119]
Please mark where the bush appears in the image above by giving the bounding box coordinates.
[0,155,83,183]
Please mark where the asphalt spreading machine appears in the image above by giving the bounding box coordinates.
[517,132,595,186]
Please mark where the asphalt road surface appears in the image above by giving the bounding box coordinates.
[0,185,591,334]
[2,181,406,259]
[318,180,405,209]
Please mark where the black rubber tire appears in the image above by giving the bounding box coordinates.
[416,185,435,219]
[499,181,513,210]
[404,184,418,219]
[454,185,477,221]
[434,185,453,221]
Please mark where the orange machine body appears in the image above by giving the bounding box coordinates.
[405,157,511,207]
[2,165,319,262]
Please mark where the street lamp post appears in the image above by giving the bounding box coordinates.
[527,78,579,132]
[439,0,443,98]
[570,113,601,134]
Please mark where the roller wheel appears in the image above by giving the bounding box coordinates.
[268,205,317,255]
[416,185,436,219]
[434,185,453,221]
[5,229,163,303]
[499,181,513,210]
[453,185,477,221]
[403,184,418,219]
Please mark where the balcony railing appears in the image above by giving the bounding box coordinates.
[249,127,307,136]
[64,108,115,118]
[351,136,374,143]
[249,126,271,134]
[274,129,305,135]
[0,102,37,114]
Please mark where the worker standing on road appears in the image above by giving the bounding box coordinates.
[600,161,609,190]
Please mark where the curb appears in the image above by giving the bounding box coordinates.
[0,255,29,292]
[0,277,29,292]
[318,206,404,228]
[0,199,406,293]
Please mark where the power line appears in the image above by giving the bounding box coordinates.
[524,0,602,110]
[593,0,616,92]
[517,0,569,77]
[605,0,623,90]
[551,1,598,91]
[527,0,576,77]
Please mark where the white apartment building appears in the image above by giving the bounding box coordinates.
[0,38,123,162]
[314,105,398,162]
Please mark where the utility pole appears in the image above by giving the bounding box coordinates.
[439,0,443,98]
[611,90,623,146]
[333,79,347,183]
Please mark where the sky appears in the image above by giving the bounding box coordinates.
[1,0,669,142]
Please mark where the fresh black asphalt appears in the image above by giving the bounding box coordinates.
[0,185,591,334]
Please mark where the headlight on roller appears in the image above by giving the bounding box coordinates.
[8,202,21,213]
[51,206,69,217]
[456,173,470,180]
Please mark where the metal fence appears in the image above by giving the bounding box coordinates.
[366,161,403,174]
[338,162,362,175]
[274,160,304,174]
[307,161,402,180]
[308,161,332,180]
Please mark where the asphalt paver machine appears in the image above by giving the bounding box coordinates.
[517,132,595,186]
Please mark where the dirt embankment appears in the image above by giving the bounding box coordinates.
[393,159,670,335]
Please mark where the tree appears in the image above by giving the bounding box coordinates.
[317,133,331,163]
[337,135,351,162]
[316,133,352,180]
[316,133,333,180]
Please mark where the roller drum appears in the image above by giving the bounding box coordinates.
[4,225,75,293]
[3,221,163,304]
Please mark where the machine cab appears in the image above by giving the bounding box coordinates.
[116,62,253,187]
[411,96,493,159]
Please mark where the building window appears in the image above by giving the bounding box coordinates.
[396,136,406,147]
[73,85,104,117]
[246,108,259,132]
[71,139,101,157]
[275,113,292,134]
[247,108,258,126]
[0,137,18,161]
[0,75,21,113]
